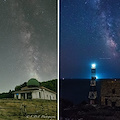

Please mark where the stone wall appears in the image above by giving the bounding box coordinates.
[101,79,120,107]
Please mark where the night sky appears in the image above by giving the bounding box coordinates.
[0,0,57,92]
[60,0,120,79]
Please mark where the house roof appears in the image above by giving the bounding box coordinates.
[14,90,34,93]
[40,86,56,94]
[13,86,56,94]
[21,86,39,91]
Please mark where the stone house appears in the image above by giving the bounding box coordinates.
[101,79,120,107]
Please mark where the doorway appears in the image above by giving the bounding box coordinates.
[112,102,116,107]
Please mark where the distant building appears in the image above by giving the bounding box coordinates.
[101,79,120,107]
[13,79,56,100]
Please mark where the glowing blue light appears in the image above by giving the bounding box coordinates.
[91,63,96,68]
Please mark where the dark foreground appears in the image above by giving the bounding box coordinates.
[60,103,120,120]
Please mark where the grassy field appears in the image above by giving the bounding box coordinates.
[0,99,57,120]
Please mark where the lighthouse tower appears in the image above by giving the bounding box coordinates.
[88,64,97,104]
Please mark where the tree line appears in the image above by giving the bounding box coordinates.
[0,79,57,99]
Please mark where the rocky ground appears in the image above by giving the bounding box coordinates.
[60,100,120,120]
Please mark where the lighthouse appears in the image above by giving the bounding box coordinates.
[88,64,97,104]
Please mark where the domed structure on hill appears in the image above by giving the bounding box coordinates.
[27,78,40,87]
[14,78,56,100]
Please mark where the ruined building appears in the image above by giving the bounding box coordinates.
[101,79,120,107]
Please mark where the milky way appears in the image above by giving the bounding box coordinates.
[0,0,57,92]
[87,0,120,57]
[60,0,120,79]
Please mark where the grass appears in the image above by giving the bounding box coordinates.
[0,99,57,120]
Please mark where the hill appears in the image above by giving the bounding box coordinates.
[41,79,57,92]
[0,99,57,120]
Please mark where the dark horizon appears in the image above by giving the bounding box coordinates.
[60,79,100,104]
[60,78,119,104]
[60,78,120,80]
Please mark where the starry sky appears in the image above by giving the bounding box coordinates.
[0,0,57,92]
[60,0,120,79]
